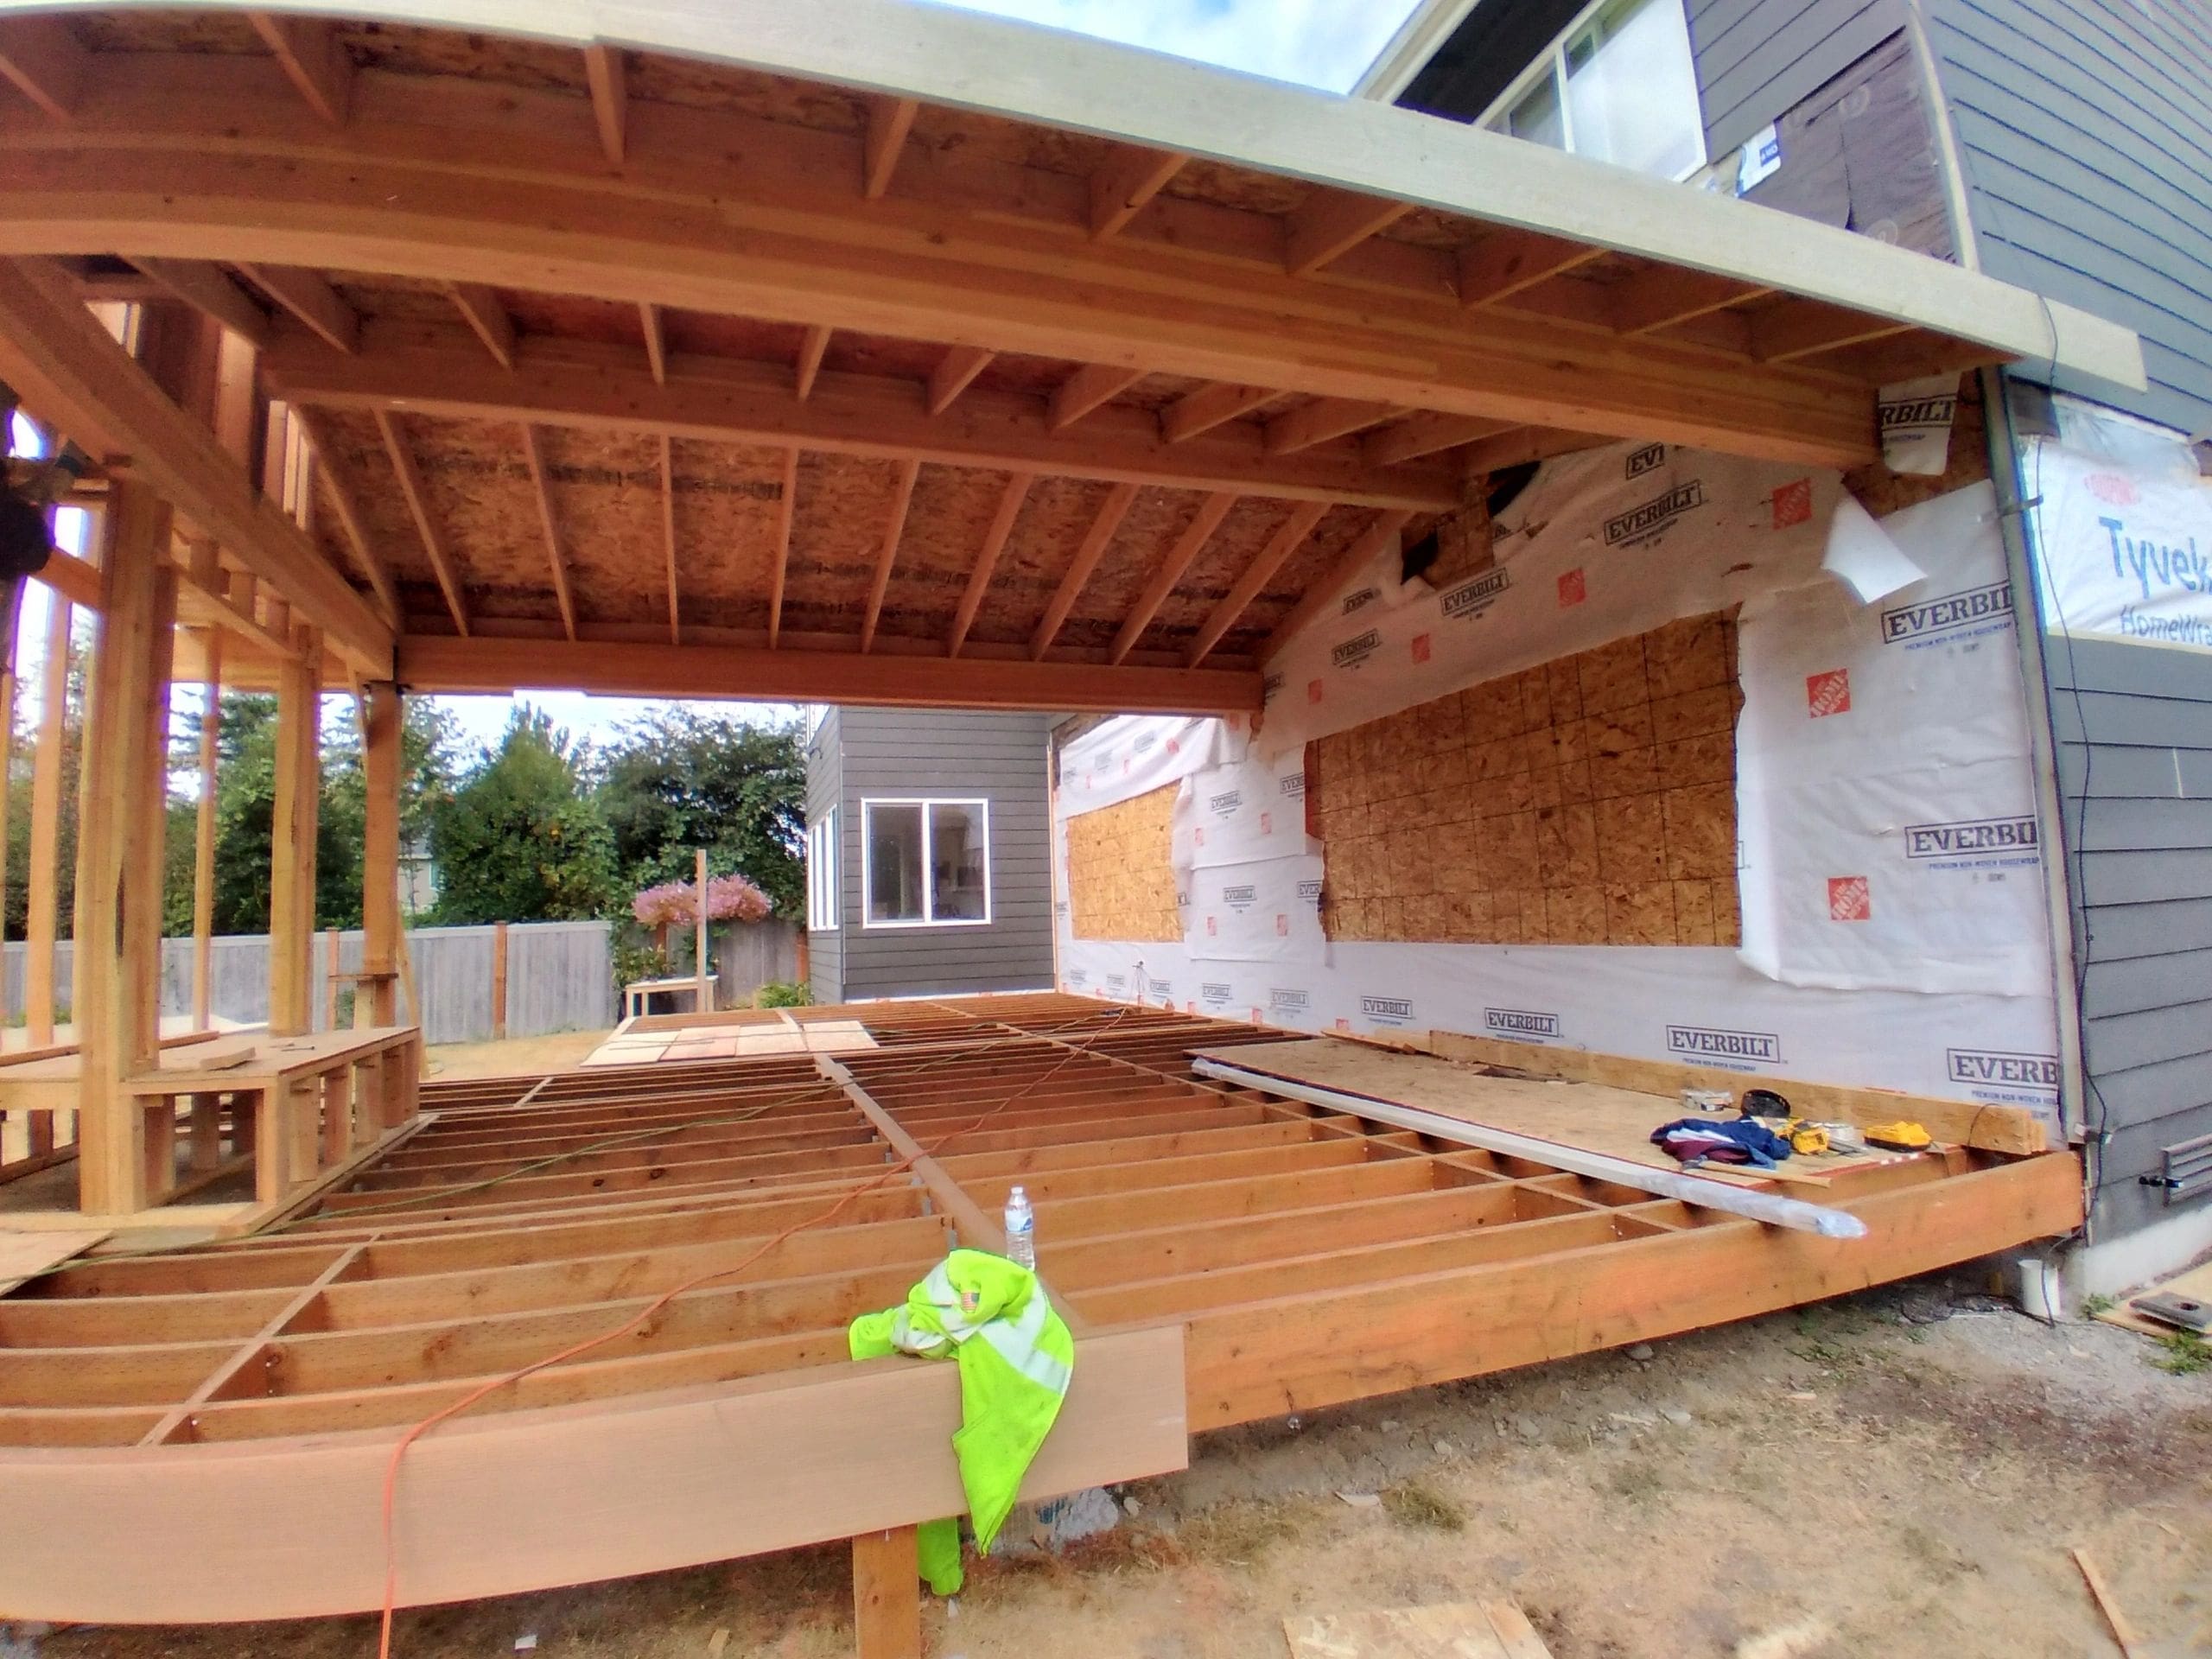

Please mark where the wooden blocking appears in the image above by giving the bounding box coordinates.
[350,1053,385,1147]
[285,1078,321,1193]
[187,1094,224,1173]
[245,1090,289,1206]
[851,1525,921,1659]
[139,1101,178,1205]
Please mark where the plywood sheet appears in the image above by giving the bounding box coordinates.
[2097,1261,2212,1339]
[1066,783,1181,942]
[0,1229,111,1295]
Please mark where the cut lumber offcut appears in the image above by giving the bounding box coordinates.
[2070,1548,2143,1658]
[1189,1057,1867,1237]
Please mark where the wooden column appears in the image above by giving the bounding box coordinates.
[359,681,401,1027]
[71,481,176,1215]
[25,588,73,1046]
[267,628,320,1038]
[695,846,709,1014]
[190,630,221,1029]
[0,575,23,968]
[490,919,509,1040]
[850,1526,920,1659]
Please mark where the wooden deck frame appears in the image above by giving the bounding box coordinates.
[0,995,2081,1630]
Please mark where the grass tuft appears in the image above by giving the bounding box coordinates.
[1381,1479,1467,1532]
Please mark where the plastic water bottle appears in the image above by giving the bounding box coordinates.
[1004,1185,1036,1271]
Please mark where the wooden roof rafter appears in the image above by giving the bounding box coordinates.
[1185,499,1329,667]
[1110,490,1236,665]
[1030,480,1139,660]
[519,423,578,642]
[658,433,679,645]
[373,407,468,638]
[947,469,1033,658]
[859,457,920,653]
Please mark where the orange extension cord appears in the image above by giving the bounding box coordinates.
[376,1007,1134,1658]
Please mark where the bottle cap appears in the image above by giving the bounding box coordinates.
[1008,1184,1027,1201]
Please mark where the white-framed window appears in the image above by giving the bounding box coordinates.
[1483,0,1706,182]
[861,798,992,928]
[805,810,839,932]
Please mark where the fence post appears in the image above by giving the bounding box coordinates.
[492,919,509,1041]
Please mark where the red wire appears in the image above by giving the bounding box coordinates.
[376,1011,1127,1658]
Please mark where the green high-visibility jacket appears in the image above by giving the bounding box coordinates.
[849,1249,1076,1595]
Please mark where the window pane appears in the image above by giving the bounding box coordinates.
[1564,0,1704,179]
[1506,71,1565,149]
[928,802,988,922]
[868,804,925,922]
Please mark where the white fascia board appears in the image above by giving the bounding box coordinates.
[16,0,2145,393]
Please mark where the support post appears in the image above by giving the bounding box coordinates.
[190,630,221,1029]
[0,575,23,969]
[490,918,508,1041]
[24,588,71,1048]
[359,681,401,1027]
[267,628,320,1038]
[695,845,709,1014]
[850,1526,920,1659]
[71,481,176,1215]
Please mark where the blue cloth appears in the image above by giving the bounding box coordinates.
[1649,1116,1795,1169]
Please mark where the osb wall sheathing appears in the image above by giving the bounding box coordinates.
[1309,612,1743,948]
[1065,785,1182,943]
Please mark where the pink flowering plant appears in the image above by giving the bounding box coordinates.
[631,872,773,931]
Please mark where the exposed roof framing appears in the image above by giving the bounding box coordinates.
[0,0,2145,713]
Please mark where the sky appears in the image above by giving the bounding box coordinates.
[8,1,1423,762]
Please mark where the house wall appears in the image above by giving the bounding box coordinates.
[815,707,1056,1001]
[1691,0,1905,160]
[804,706,845,1004]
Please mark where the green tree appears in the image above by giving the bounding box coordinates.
[594,709,804,917]
[430,706,616,924]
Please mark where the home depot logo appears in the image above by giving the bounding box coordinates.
[1627,442,1666,478]
[1200,982,1234,1007]
[1666,1024,1781,1065]
[1771,478,1814,528]
[1558,568,1586,607]
[1806,669,1852,718]
[1484,1007,1560,1039]
[1342,586,1381,616]
[1332,628,1382,669]
[1827,875,1872,921]
[1605,480,1705,546]
[1882,580,2012,647]
[1947,1048,2059,1092]
[1904,817,2038,860]
[1441,568,1510,620]
[1361,995,1415,1026]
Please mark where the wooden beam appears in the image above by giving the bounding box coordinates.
[1162,383,1281,445]
[520,425,578,641]
[373,409,469,637]
[1362,411,1516,468]
[947,471,1031,658]
[927,344,992,416]
[1612,268,1771,336]
[190,631,222,1031]
[767,447,797,648]
[238,265,358,355]
[1030,481,1138,660]
[1260,508,1411,661]
[658,433,679,645]
[1109,491,1235,665]
[24,584,71,1045]
[793,325,830,401]
[582,43,626,166]
[444,283,515,371]
[397,633,1262,715]
[72,482,176,1214]
[1285,188,1411,278]
[861,96,918,199]
[0,16,86,123]
[1048,364,1145,435]
[639,302,666,385]
[1089,144,1185,239]
[1185,499,1328,666]
[261,332,1452,510]
[292,406,401,629]
[246,14,352,126]
[860,458,921,653]
[126,259,270,348]
[0,258,390,673]
[1456,232,1604,307]
[1264,397,1402,457]
[268,626,321,1039]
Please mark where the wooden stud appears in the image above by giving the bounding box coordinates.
[851,1526,921,1659]
[1030,481,1138,660]
[947,471,1032,658]
[1456,232,1603,307]
[359,682,402,1029]
[859,459,921,653]
[0,16,87,123]
[292,407,401,629]
[639,302,666,385]
[492,920,510,1041]
[1049,364,1145,434]
[190,632,223,1031]
[126,260,270,348]
[1109,491,1235,664]
[245,14,352,126]
[1264,397,1402,457]
[1185,499,1328,666]
[444,283,515,370]
[71,481,176,1216]
[766,448,797,648]
[658,433,680,645]
[1161,383,1281,445]
[1259,507,1411,662]
[861,96,918,200]
[582,44,626,166]
[520,425,578,640]
[237,265,359,355]
[1363,412,1516,468]
[794,325,831,401]
[693,848,710,1013]
[268,630,321,1039]
[374,410,469,636]
[24,586,71,1046]
[1090,145,1186,239]
[1284,188,1411,278]
[927,345,992,416]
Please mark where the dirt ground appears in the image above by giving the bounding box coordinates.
[22,1270,2209,1659]
[420,1029,613,1080]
